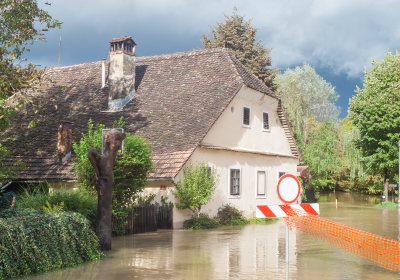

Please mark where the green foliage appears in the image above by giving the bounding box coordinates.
[349,50,400,184]
[375,201,398,209]
[217,204,248,226]
[0,0,62,130]
[247,217,279,224]
[303,121,342,192]
[73,118,154,236]
[42,201,65,213]
[0,208,103,279]
[183,213,219,230]
[339,119,367,181]
[297,177,307,201]
[16,184,98,229]
[201,7,278,90]
[174,161,219,216]
[274,63,340,152]
[160,195,174,208]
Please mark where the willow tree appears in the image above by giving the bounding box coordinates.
[201,8,278,90]
[349,50,400,201]
[274,63,340,151]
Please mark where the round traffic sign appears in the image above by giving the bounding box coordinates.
[277,174,301,204]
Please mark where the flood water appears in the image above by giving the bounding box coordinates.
[21,192,400,279]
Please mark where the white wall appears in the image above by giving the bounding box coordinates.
[201,85,292,156]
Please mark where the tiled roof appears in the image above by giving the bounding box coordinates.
[1,48,298,180]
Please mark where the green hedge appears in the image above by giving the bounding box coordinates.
[0,208,103,279]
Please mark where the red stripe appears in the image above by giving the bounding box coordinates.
[257,206,277,218]
[300,204,319,215]
[279,205,297,216]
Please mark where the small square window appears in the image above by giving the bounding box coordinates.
[242,105,251,127]
[278,171,287,179]
[262,111,270,131]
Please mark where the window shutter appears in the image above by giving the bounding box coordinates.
[263,112,269,130]
[243,107,250,126]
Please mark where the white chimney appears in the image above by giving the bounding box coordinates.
[107,36,137,108]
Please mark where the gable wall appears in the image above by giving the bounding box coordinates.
[201,86,293,156]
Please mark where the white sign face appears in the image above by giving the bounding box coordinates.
[277,174,301,204]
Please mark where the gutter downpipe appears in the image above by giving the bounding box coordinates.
[1,181,12,190]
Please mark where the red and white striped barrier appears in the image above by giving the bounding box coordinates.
[256,203,320,218]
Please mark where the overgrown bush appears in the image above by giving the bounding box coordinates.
[175,161,219,217]
[183,213,219,230]
[0,208,103,279]
[217,204,248,226]
[73,118,154,236]
[16,184,98,229]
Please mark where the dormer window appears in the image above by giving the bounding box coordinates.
[262,110,270,131]
[242,105,251,128]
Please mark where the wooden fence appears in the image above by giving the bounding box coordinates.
[157,206,173,229]
[123,206,173,235]
[124,206,157,235]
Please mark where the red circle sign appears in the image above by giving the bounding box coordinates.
[277,174,301,204]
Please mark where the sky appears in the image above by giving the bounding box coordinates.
[23,0,400,119]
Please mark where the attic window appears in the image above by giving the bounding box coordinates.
[262,110,270,131]
[242,105,251,128]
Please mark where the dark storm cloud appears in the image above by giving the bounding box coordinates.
[24,0,400,118]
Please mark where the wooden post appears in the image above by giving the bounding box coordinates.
[88,129,126,251]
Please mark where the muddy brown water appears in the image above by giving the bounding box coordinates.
[20,192,400,279]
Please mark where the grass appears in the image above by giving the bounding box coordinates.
[247,217,279,224]
[375,201,398,209]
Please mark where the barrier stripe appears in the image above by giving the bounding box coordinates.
[255,203,319,218]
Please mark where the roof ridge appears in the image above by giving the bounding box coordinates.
[136,48,229,62]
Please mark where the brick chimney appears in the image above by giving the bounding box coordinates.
[108,36,137,108]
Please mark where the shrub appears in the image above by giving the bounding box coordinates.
[16,184,98,229]
[217,204,248,226]
[0,208,103,279]
[175,161,219,217]
[375,201,398,209]
[183,213,219,230]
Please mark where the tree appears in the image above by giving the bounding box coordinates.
[73,118,155,237]
[0,0,62,128]
[174,161,219,217]
[201,8,278,90]
[274,63,340,152]
[303,121,342,194]
[349,50,400,201]
[0,0,62,183]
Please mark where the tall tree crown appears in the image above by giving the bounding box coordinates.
[201,8,278,90]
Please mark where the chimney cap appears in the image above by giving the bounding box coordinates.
[109,36,137,46]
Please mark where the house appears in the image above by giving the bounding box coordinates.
[1,37,301,228]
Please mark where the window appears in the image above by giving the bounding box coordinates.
[262,110,270,131]
[242,105,251,127]
[278,171,287,180]
[230,168,241,197]
[256,170,266,198]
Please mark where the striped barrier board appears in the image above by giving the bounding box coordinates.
[256,203,320,218]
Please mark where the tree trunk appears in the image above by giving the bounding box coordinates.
[383,167,390,202]
[88,130,126,251]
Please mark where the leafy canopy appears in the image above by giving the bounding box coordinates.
[201,8,278,90]
[303,121,342,191]
[73,118,154,235]
[0,0,62,129]
[174,161,219,216]
[274,63,340,152]
[349,50,400,175]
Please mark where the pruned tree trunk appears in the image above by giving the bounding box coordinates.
[383,167,390,202]
[88,130,126,251]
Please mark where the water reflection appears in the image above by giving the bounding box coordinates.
[19,192,399,280]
